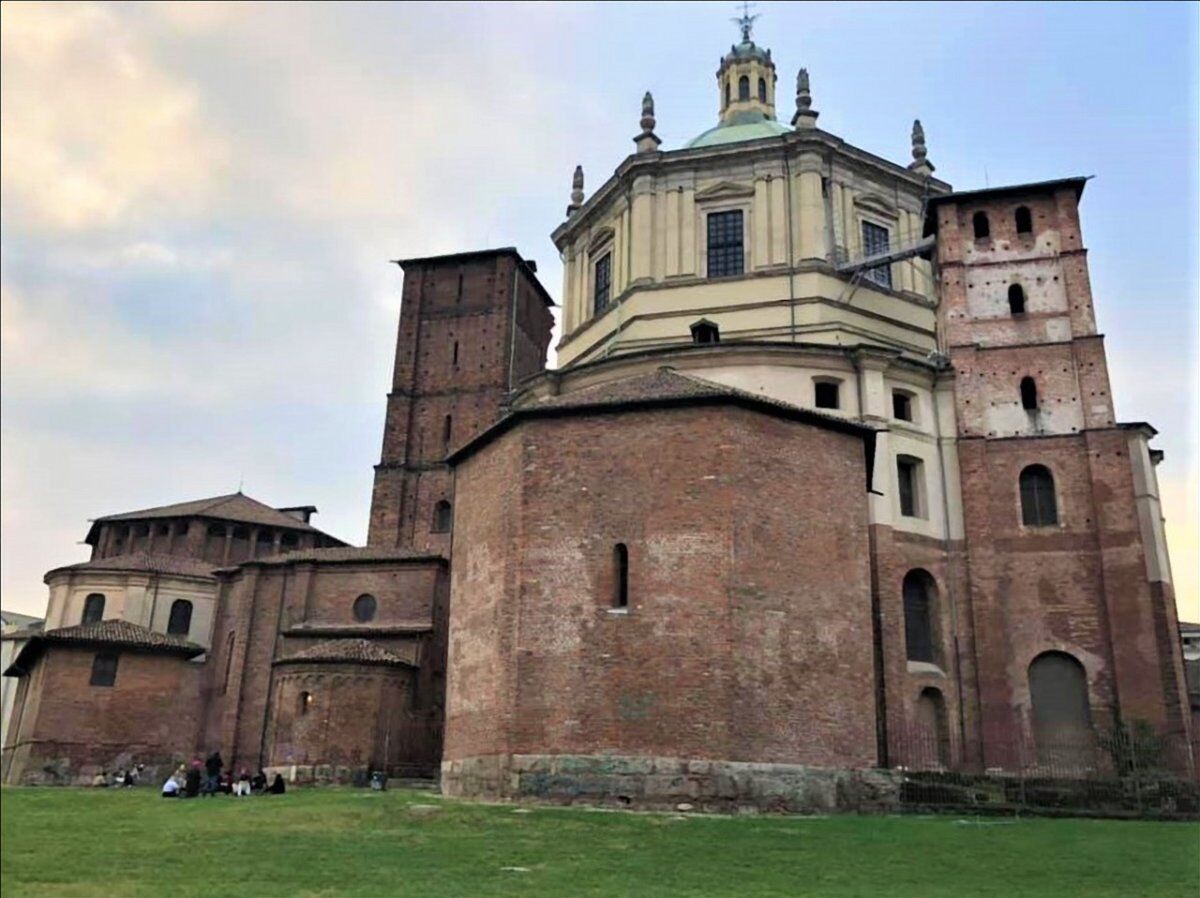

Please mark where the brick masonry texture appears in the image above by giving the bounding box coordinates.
[444,404,878,786]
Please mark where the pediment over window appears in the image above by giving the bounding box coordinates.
[853,193,898,219]
[695,181,756,202]
[587,226,615,254]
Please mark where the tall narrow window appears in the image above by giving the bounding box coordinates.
[167,600,193,636]
[897,456,924,518]
[221,631,236,695]
[1020,376,1039,411]
[82,593,105,625]
[432,500,452,533]
[738,75,750,101]
[814,380,840,410]
[903,570,938,664]
[861,221,892,289]
[972,211,990,240]
[613,543,629,609]
[1019,464,1058,526]
[757,77,767,102]
[298,690,313,716]
[1008,283,1026,315]
[90,652,119,687]
[724,82,731,109]
[452,341,459,366]
[1015,206,1033,234]
[456,271,464,302]
[707,210,744,277]
[442,414,452,448]
[593,253,611,315]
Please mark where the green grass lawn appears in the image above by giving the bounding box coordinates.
[2,787,1197,898]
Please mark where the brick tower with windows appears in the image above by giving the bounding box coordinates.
[368,248,555,552]
[931,179,1191,766]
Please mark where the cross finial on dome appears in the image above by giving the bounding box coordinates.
[731,1,758,42]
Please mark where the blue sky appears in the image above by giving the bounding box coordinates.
[2,1,1197,619]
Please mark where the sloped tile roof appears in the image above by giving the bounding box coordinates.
[4,619,205,676]
[230,546,445,569]
[46,552,218,581]
[93,493,329,534]
[273,638,415,668]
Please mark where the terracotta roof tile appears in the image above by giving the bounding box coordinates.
[4,619,204,675]
[233,546,446,568]
[46,552,218,580]
[274,638,414,668]
[93,493,332,535]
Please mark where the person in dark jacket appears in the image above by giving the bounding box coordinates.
[251,770,267,794]
[203,751,223,796]
[184,760,202,798]
[268,773,286,794]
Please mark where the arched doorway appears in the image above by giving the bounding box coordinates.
[1028,651,1093,768]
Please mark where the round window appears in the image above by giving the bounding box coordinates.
[352,594,377,622]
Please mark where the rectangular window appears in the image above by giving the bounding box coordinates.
[892,391,913,422]
[593,253,611,316]
[897,456,924,519]
[707,210,744,278]
[90,652,118,687]
[814,381,840,410]
[861,221,892,289]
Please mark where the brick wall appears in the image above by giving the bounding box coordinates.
[445,403,877,794]
[368,251,554,550]
[2,648,202,784]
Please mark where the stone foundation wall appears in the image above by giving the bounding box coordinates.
[442,754,901,814]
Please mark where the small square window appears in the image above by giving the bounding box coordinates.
[814,381,840,410]
[892,392,913,422]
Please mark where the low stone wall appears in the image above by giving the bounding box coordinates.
[442,754,902,814]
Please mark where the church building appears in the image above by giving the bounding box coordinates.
[3,21,1193,810]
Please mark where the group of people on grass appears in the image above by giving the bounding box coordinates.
[92,766,142,788]
[160,751,286,798]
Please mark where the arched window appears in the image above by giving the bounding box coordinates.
[352,594,377,623]
[167,599,193,636]
[724,82,731,109]
[738,75,750,101]
[432,500,452,533]
[1015,206,1033,235]
[1008,283,1026,315]
[298,690,313,716]
[1020,376,1038,411]
[82,593,105,625]
[1019,464,1058,527]
[757,77,767,102]
[915,687,949,768]
[613,543,629,609]
[972,211,990,240]
[902,570,938,664]
[1029,651,1091,762]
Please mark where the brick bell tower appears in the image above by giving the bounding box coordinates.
[368,248,555,552]
[933,179,1192,767]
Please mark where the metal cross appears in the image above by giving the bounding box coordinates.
[732,1,758,42]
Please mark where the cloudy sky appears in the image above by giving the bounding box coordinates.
[2,1,1197,621]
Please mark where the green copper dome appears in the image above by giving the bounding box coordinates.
[685,116,791,149]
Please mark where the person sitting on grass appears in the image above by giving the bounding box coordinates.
[161,775,180,798]
[218,771,233,795]
[268,773,286,794]
[92,770,108,788]
[251,769,267,794]
[233,768,251,797]
[184,760,202,798]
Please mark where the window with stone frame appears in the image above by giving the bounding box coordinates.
[432,500,453,533]
[861,220,892,289]
[593,252,611,316]
[903,570,938,664]
[706,210,744,278]
[892,390,914,422]
[814,380,840,410]
[82,593,105,624]
[167,599,193,636]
